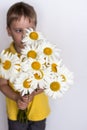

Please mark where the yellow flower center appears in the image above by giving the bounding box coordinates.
[29,32,38,40]
[27,50,37,59]
[52,63,57,72]
[31,61,41,70]
[50,81,60,91]
[61,75,66,82]
[3,60,11,70]
[43,47,52,55]
[34,70,44,80]
[23,79,31,88]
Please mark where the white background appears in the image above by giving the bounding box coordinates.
[0,0,87,130]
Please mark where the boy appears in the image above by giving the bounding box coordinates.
[0,2,50,130]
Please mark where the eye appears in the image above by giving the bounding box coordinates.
[15,29,23,33]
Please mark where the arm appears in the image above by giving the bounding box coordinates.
[0,78,20,101]
[0,78,33,110]
[0,78,44,110]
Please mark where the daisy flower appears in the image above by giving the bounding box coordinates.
[21,41,41,60]
[21,58,45,74]
[47,59,62,73]
[14,72,34,96]
[0,50,21,82]
[39,41,60,64]
[44,76,68,99]
[59,65,74,86]
[22,28,45,45]
[30,68,52,89]
[29,70,46,89]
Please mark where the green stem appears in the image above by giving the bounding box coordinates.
[17,108,28,123]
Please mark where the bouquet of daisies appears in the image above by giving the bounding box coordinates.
[0,28,73,123]
[15,28,73,98]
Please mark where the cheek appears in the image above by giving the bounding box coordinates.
[13,34,22,42]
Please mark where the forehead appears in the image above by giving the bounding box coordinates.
[10,16,35,29]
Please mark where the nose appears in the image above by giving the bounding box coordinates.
[23,30,27,37]
[21,29,27,40]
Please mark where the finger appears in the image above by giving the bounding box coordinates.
[18,102,28,109]
[22,96,29,102]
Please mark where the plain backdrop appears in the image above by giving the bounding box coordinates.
[0,0,87,130]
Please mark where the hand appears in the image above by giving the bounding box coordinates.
[34,88,44,96]
[16,92,35,110]
[22,92,34,103]
[16,96,28,110]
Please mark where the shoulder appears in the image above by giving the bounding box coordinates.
[5,47,10,53]
[4,42,16,54]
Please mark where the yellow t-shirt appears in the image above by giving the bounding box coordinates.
[5,42,50,121]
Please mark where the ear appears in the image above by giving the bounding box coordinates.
[6,27,12,36]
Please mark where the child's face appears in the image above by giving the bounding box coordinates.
[7,16,36,53]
